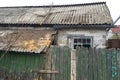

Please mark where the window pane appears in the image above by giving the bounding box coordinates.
[87,39,91,43]
[73,37,92,49]
[83,39,86,43]
[74,39,77,43]
[78,39,81,43]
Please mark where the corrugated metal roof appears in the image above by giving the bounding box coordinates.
[0,2,113,25]
[0,30,55,53]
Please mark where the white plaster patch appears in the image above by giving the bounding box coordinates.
[0,30,13,36]
[59,35,67,46]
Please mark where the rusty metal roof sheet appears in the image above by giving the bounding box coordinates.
[0,30,55,53]
[0,2,113,25]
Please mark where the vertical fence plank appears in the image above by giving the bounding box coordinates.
[92,48,98,80]
[53,47,60,80]
[111,49,118,80]
[88,48,94,80]
[107,49,113,80]
[76,48,81,80]
[117,49,120,80]
[76,48,89,80]
[50,46,71,80]
[101,49,107,80]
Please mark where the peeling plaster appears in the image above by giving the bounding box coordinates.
[58,29,106,48]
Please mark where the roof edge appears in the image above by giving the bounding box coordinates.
[53,24,114,29]
[0,2,106,8]
[0,23,112,26]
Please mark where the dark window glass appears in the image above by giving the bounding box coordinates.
[74,39,77,43]
[78,39,81,43]
[83,39,86,43]
[87,39,90,43]
[73,37,92,49]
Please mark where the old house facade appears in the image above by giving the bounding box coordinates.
[0,2,113,52]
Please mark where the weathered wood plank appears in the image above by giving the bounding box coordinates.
[32,70,59,74]
[111,49,118,80]
[88,48,94,80]
[106,49,112,80]
[50,46,71,80]
[101,49,107,80]
[116,49,120,80]
[92,48,98,80]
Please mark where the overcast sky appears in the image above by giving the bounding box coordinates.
[0,0,120,25]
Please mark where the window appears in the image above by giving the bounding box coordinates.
[73,37,92,49]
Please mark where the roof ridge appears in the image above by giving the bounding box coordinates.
[0,2,106,8]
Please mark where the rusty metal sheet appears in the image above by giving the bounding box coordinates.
[0,30,56,53]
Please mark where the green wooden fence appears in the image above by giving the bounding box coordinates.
[0,51,45,80]
[76,48,120,80]
[0,47,71,80]
[49,46,71,80]
[0,47,120,80]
